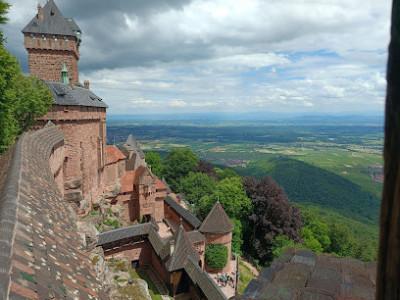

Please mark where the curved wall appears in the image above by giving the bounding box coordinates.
[0,123,105,299]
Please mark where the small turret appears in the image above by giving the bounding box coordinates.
[61,62,69,84]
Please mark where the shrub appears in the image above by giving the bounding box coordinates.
[205,244,228,269]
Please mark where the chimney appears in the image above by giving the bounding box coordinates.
[84,80,90,89]
[37,3,43,22]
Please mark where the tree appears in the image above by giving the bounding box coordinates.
[162,148,199,191]
[301,227,323,253]
[205,244,228,269]
[271,235,304,259]
[243,176,303,264]
[193,160,218,180]
[179,171,217,204]
[0,48,53,152]
[0,3,53,153]
[215,167,239,181]
[197,176,252,220]
[145,152,163,176]
[0,1,10,44]
[231,218,243,256]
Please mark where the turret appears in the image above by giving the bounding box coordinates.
[199,202,234,273]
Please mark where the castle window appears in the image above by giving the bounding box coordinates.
[64,36,68,41]
[53,35,57,41]
[31,33,35,39]
[42,34,46,40]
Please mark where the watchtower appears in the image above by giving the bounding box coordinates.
[22,0,82,85]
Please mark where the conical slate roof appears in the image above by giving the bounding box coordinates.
[22,0,80,36]
[199,202,233,234]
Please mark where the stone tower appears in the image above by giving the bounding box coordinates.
[199,202,234,273]
[22,0,81,85]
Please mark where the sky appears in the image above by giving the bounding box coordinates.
[2,0,391,115]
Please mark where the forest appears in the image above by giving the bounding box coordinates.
[146,148,379,266]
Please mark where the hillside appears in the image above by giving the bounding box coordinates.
[233,157,380,224]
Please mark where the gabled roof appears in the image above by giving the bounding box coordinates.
[136,165,155,185]
[162,178,172,193]
[106,145,126,164]
[122,134,145,159]
[184,257,227,300]
[46,82,107,108]
[165,195,202,228]
[98,223,151,246]
[165,224,201,272]
[22,0,80,36]
[199,202,233,234]
[156,177,167,190]
[187,230,206,243]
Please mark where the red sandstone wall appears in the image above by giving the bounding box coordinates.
[154,198,164,222]
[205,232,232,273]
[117,160,125,179]
[137,172,157,218]
[105,162,118,187]
[36,105,107,212]
[24,34,79,84]
[193,241,205,270]
[164,202,194,232]
[49,141,65,195]
[151,250,169,283]
[104,241,151,266]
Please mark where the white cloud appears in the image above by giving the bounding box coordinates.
[3,0,391,114]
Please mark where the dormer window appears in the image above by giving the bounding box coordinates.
[42,34,46,40]
[31,33,35,39]
[64,36,68,41]
[53,35,57,41]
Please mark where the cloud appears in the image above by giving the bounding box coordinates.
[2,0,391,114]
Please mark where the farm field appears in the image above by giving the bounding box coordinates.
[107,115,383,225]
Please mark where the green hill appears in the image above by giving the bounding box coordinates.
[234,157,380,224]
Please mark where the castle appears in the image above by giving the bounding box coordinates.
[0,1,235,299]
[0,1,380,299]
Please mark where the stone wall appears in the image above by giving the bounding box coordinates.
[36,105,107,214]
[164,202,195,232]
[105,162,118,187]
[49,139,65,195]
[24,33,79,84]
[0,123,105,299]
[104,241,152,266]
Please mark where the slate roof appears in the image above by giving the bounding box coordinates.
[187,230,206,243]
[45,81,107,108]
[165,195,202,228]
[123,134,146,159]
[165,224,201,272]
[22,0,80,36]
[0,122,105,299]
[199,202,233,234]
[236,248,377,300]
[106,145,126,164]
[184,256,227,300]
[162,177,172,193]
[97,223,151,246]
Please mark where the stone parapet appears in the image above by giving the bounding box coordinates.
[0,124,106,299]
